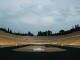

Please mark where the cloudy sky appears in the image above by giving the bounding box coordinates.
[0,0,80,35]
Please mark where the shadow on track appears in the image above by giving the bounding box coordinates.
[0,45,80,59]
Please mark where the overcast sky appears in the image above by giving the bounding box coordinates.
[0,0,80,35]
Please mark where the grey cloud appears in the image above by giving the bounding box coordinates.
[0,0,80,35]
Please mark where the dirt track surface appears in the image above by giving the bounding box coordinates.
[13,45,66,52]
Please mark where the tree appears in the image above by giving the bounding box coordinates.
[27,31,34,36]
[59,30,65,35]
[47,30,52,36]
[43,32,47,36]
[8,28,10,33]
[75,24,80,31]
[69,27,75,33]
[9,30,12,34]
[37,31,42,36]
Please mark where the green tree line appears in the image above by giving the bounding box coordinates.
[0,24,80,36]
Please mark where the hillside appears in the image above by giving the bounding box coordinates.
[0,30,80,46]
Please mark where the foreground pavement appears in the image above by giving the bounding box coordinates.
[0,45,80,59]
